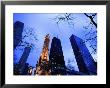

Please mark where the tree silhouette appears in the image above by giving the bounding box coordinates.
[66,59,75,70]
[17,26,38,48]
[53,13,75,27]
[84,13,97,28]
[82,13,97,57]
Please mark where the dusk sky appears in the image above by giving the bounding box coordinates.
[13,13,97,71]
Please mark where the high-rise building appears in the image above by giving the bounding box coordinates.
[35,34,51,75]
[19,47,31,66]
[70,34,97,75]
[14,46,31,75]
[49,37,66,75]
[14,21,24,49]
[14,21,32,75]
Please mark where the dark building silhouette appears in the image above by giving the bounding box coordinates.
[14,63,29,75]
[14,21,24,49]
[14,46,31,75]
[70,34,97,75]
[19,46,31,66]
[49,37,66,75]
[19,46,31,75]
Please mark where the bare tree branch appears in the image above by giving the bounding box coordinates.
[84,13,97,28]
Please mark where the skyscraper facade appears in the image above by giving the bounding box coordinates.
[14,21,24,49]
[70,34,97,75]
[19,47,31,66]
[14,47,31,75]
[49,37,66,75]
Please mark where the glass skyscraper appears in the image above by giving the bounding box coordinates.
[70,34,97,75]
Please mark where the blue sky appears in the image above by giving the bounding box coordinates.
[14,13,97,71]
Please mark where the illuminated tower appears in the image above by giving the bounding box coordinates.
[35,34,51,75]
